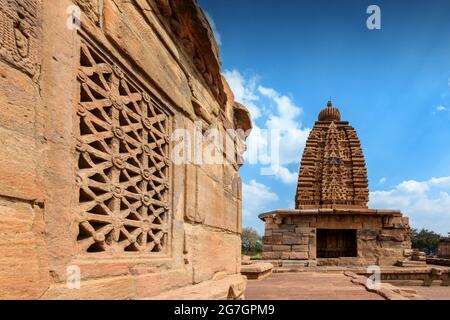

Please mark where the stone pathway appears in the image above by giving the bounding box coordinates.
[412,286,450,300]
[245,272,385,300]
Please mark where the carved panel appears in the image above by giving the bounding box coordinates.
[321,123,348,203]
[0,0,40,76]
[76,39,171,255]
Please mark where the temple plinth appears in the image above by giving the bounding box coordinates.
[259,101,412,266]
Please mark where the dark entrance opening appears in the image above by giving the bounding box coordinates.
[317,229,357,258]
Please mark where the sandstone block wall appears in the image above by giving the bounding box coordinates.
[262,211,411,266]
[438,238,450,258]
[0,0,251,299]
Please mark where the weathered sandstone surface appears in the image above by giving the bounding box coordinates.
[0,0,251,300]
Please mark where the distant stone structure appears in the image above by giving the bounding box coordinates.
[438,238,450,258]
[260,101,411,266]
[0,0,251,299]
[427,237,450,267]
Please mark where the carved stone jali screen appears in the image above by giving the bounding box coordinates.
[76,39,171,256]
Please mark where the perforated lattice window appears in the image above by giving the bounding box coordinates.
[75,40,170,255]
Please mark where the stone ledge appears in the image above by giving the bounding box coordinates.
[427,257,450,267]
[259,208,403,221]
[241,263,274,281]
[396,260,427,267]
[146,274,247,300]
[257,260,318,271]
[253,263,450,280]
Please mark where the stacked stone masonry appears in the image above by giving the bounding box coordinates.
[0,0,251,299]
[262,210,411,266]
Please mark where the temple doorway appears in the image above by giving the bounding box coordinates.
[317,229,357,258]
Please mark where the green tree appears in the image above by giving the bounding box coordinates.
[410,228,442,255]
[241,227,263,256]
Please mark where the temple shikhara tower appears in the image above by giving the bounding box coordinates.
[296,101,369,210]
[260,101,412,266]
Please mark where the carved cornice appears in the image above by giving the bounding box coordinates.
[152,0,226,107]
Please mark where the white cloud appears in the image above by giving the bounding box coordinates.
[370,176,450,234]
[204,12,222,47]
[223,70,261,119]
[258,85,310,183]
[258,86,301,120]
[436,105,448,112]
[379,177,387,184]
[224,69,310,185]
[242,180,279,217]
[397,180,429,194]
[429,176,450,187]
[432,105,449,115]
[275,166,298,184]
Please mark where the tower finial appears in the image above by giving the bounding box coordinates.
[319,99,341,122]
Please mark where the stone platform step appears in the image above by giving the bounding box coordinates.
[145,274,247,300]
[396,260,427,267]
[260,260,318,269]
[427,257,450,267]
[241,263,274,280]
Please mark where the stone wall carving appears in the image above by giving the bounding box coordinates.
[0,0,40,77]
[76,39,171,255]
[321,122,348,203]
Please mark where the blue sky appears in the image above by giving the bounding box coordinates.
[199,0,450,235]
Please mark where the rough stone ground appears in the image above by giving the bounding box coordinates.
[245,272,385,300]
[410,287,450,300]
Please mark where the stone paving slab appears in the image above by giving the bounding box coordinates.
[245,272,385,300]
[410,287,450,300]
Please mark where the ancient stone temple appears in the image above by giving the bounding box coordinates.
[260,101,411,266]
[0,0,251,299]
